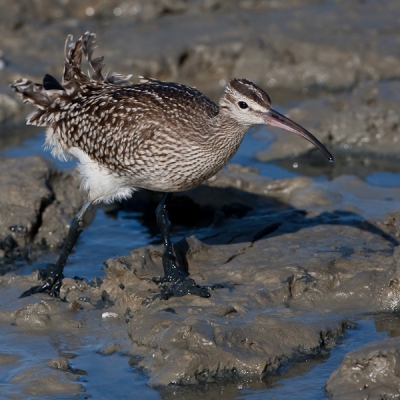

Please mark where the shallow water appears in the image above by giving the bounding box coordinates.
[0,313,160,400]
[236,319,388,400]
[1,124,400,398]
[0,312,392,399]
[366,172,400,187]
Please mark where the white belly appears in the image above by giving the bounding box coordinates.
[68,147,136,203]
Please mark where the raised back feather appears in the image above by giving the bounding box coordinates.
[10,32,132,125]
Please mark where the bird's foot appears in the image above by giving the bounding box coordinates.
[19,266,63,298]
[152,254,223,299]
[153,273,223,300]
[161,277,210,300]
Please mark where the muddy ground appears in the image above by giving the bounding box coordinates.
[1,0,400,398]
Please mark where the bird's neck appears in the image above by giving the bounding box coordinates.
[205,113,250,155]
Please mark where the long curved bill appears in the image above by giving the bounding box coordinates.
[264,109,333,161]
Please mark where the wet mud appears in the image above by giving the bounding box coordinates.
[1,0,400,398]
[326,334,400,400]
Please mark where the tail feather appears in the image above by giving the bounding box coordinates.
[82,32,106,82]
[63,32,131,87]
[11,78,51,108]
[10,78,61,125]
[62,32,92,92]
[66,33,83,68]
[11,31,132,126]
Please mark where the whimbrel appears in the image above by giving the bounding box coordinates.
[11,32,333,299]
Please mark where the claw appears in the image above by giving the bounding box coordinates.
[159,277,211,300]
[19,271,62,299]
[154,275,224,300]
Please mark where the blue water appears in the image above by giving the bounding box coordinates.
[0,317,388,399]
[230,126,299,179]
[0,327,161,400]
[366,172,400,187]
[1,131,75,171]
[1,129,399,399]
[236,319,388,400]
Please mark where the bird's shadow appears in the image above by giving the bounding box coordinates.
[109,183,398,265]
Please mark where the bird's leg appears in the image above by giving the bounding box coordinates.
[156,193,188,282]
[20,201,93,298]
[154,193,211,299]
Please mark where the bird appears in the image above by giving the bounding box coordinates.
[11,32,333,300]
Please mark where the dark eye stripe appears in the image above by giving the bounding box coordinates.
[238,101,248,109]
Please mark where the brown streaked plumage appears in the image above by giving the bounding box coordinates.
[11,32,333,299]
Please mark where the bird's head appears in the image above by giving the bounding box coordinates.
[219,79,333,161]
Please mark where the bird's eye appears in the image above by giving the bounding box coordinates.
[238,101,248,109]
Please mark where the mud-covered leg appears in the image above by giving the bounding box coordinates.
[20,201,93,298]
[153,193,211,299]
